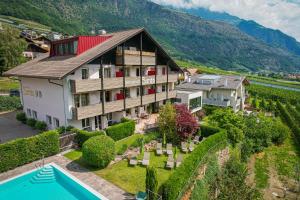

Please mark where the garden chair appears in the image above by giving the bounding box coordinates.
[181,142,188,153]
[176,154,183,167]
[189,142,194,152]
[156,142,163,155]
[129,156,138,166]
[142,152,150,166]
[166,143,173,155]
[166,154,174,169]
[193,135,200,144]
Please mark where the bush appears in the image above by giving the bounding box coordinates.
[16,112,27,123]
[73,128,105,147]
[200,125,220,137]
[35,121,47,131]
[0,130,59,172]
[162,130,227,200]
[56,126,74,134]
[0,96,21,111]
[106,120,135,141]
[82,135,115,168]
[26,118,37,128]
[116,144,128,155]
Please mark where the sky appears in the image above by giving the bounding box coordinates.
[151,0,300,42]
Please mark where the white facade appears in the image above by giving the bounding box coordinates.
[176,90,203,113]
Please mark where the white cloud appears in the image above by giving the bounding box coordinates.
[152,0,300,42]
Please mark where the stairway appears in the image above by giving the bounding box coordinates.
[31,166,56,184]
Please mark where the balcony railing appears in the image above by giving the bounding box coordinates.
[116,50,155,65]
[72,104,103,120]
[203,98,230,107]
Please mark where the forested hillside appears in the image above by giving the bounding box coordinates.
[1,0,300,72]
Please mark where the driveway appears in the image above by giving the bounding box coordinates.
[0,111,39,144]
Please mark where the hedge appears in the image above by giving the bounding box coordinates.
[162,130,227,200]
[106,120,135,141]
[16,112,27,123]
[0,130,59,173]
[200,125,220,137]
[73,128,105,147]
[0,96,21,111]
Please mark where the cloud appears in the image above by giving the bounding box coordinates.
[152,0,300,42]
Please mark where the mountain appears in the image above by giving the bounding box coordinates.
[1,0,300,72]
[182,7,300,57]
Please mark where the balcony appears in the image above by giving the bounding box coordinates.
[203,98,230,107]
[70,79,101,93]
[104,100,124,113]
[116,50,155,65]
[72,104,103,120]
[142,93,155,105]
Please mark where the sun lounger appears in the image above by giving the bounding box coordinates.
[176,154,183,167]
[166,155,174,169]
[193,135,200,144]
[181,142,188,153]
[189,142,194,152]
[142,152,150,166]
[129,156,138,166]
[156,142,163,155]
[166,143,173,155]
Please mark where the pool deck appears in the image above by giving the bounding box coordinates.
[0,154,134,200]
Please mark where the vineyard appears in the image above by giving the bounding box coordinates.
[246,84,300,104]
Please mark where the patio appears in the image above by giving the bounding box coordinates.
[134,113,159,133]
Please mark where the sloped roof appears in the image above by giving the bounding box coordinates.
[5,28,180,79]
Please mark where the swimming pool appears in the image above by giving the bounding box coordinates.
[0,163,107,200]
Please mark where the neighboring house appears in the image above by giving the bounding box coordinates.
[182,68,198,80]
[176,74,247,112]
[22,36,49,59]
[5,28,182,130]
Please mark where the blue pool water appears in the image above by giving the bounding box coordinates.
[0,164,103,200]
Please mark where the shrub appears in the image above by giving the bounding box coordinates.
[82,135,115,168]
[35,121,47,131]
[106,120,135,141]
[16,112,27,123]
[116,144,128,155]
[200,125,220,137]
[0,96,21,111]
[56,126,74,134]
[73,128,105,147]
[26,118,37,128]
[0,130,59,172]
[146,167,158,200]
[162,130,227,200]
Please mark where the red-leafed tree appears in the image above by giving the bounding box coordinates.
[175,104,199,140]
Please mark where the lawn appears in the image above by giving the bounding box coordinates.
[0,77,19,92]
[64,147,190,194]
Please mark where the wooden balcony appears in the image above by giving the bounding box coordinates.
[104,100,124,113]
[70,79,101,93]
[125,96,141,108]
[142,94,155,105]
[116,50,155,65]
[72,104,103,120]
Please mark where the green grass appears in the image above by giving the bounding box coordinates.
[64,147,190,194]
[254,154,269,189]
[0,77,19,92]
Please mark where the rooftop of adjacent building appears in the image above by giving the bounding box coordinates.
[176,74,247,91]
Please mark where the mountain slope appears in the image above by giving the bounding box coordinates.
[1,0,300,72]
[182,7,300,57]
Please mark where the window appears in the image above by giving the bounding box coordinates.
[32,110,37,120]
[104,68,111,78]
[81,93,89,106]
[73,41,78,54]
[125,88,130,98]
[125,68,130,77]
[38,91,42,98]
[189,97,202,110]
[136,68,140,77]
[136,87,140,97]
[27,109,31,117]
[107,113,112,121]
[95,116,101,129]
[82,118,90,130]
[162,67,166,75]
[35,90,39,97]
[162,84,166,92]
[53,118,60,128]
[46,115,52,126]
[126,109,131,116]
[82,68,89,79]
[74,94,80,107]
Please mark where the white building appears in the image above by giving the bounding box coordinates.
[5,28,182,131]
[176,74,247,112]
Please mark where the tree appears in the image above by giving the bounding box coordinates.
[0,26,27,75]
[224,124,244,147]
[260,98,266,111]
[208,108,245,130]
[175,104,199,140]
[158,101,177,143]
[146,167,158,200]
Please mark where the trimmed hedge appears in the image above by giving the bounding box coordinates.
[35,121,47,131]
[0,96,21,111]
[73,128,105,147]
[0,130,59,173]
[106,120,135,141]
[82,135,115,168]
[16,112,27,123]
[26,118,37,128]
[200,125,220,137]
[162,130,227,200]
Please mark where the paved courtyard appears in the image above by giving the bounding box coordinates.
[0,111,39,143]
[0,153,134,200]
